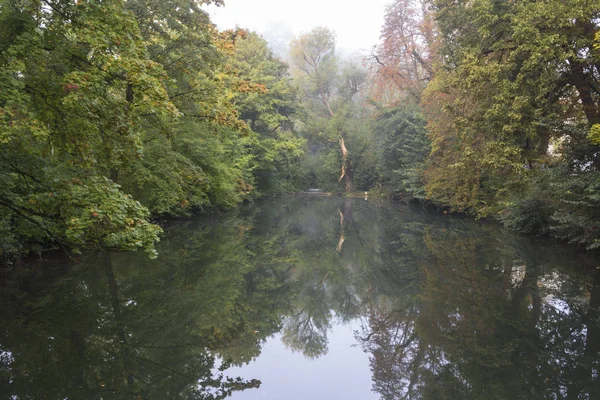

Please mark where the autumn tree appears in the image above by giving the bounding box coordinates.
[370,0,437,103]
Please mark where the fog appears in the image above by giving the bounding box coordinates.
[204,0,391,55]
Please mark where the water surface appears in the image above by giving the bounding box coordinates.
[1,197,599,399]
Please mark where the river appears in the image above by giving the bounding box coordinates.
[1,197,599,399]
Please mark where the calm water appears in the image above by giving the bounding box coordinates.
[1,197,599,399]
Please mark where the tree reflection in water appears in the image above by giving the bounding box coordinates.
[1,197,598,399]
[0,207,286,399]
[355,215,600,400]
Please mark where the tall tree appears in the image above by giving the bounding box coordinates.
[227,30,306,194]
[290,27,369,192]
[0,0,174,258]
[421,0,600,216]
[370,0,437,103]
[0,0,307,262]
[290,27,338,117]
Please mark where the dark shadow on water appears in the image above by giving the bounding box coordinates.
[1,197,599,399]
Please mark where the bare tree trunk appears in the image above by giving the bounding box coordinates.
[338,136,353,192]
[322,96,335,117]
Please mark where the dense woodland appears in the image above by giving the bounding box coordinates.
[1,0,599,262]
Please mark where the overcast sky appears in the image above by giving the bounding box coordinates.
[204,0,391,54]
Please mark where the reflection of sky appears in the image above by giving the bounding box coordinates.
[227,319,377,399]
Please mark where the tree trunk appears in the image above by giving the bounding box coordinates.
[568,58,600,126]
[338,136,353,192]
[321,95,334,117]
[344,168,354,192]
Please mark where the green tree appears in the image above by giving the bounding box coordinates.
[422,0,599,218]
[290,27,338,118]
[371,103,431,199]
[0,0,175,258]
[290,27,372,192]
[228,30,306,194]
[0,0,307,262]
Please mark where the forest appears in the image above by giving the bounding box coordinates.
[1,0,599,263]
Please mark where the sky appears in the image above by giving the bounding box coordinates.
[226,321,377,400]
[204,0,391,54]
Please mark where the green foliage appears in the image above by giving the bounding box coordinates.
[119,135,211,216]
[499,170,556,235]
[62,177,162,257]
[550,169,600,249]
[0,2,306,261]
[589,124,600,145]
[337,61,367,102]
[289,27,338,116]
[371,103,431,199]
[228,31,306,194]
[422,0,599,216]
[231,32,298,133]
[500,159,600,249]
[0,0,171,259]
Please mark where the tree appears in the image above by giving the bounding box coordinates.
[370,0,437,103]
[371,103,430,199]
[118,1,258,214]
[290,27,371,192]
[0,0,308,262]
[421,0,600,217]
[0,0,175,258]
[227,30,306,194]
[290,27,338,117]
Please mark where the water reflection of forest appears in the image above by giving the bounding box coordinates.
[1,198,598,399]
